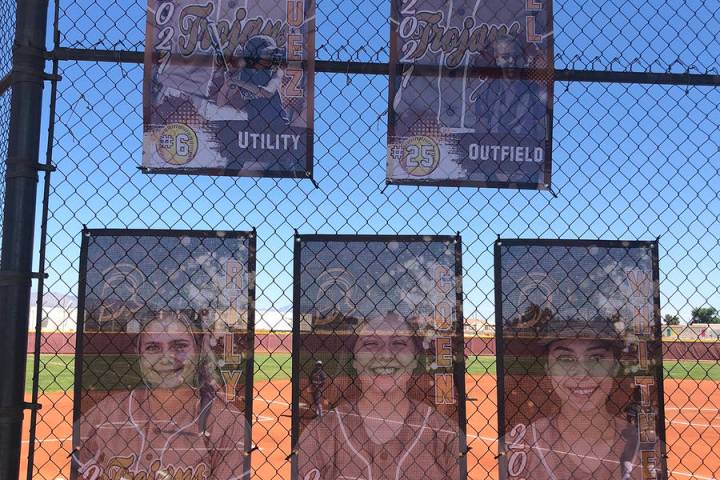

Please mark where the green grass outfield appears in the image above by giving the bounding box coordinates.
[25,354,720,393]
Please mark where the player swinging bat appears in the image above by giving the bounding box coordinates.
[72,311,247,480]
[215,35,290,129]
[296,311,461,480]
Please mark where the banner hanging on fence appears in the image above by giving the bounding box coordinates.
[388,0,553,189]
[143,0,315,177]
[292,234,467,479]
[495,239,666,480]
[71,229,255,480]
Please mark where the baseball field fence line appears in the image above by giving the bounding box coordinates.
[0,0,718,479]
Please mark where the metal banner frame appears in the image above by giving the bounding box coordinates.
[387,0,554,190]
[291,233,467,480]
[495,238,667,480]
[72,228,256,480]
[142,0,316,179]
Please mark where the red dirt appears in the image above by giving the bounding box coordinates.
[21,376,719,480]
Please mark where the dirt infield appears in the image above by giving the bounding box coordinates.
[20,375,720,480]
[29,332,720,361]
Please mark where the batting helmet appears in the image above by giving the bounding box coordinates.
[243,35,284,67]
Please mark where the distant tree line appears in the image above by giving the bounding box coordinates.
[663,307,720,325]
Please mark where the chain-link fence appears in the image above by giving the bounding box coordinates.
[13,0,720,479]
[0,0,16,256]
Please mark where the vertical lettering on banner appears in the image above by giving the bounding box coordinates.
[641,450,658,480]
[638,412,657,443]
[634,305,652,336]
[434,302,453,331]
[283,70,304,98]
[435,337,453,368]
[637,341,648,370]
[285,2,305,99]
[221,370,242,401]
[288,34,304,60]
[525,16,541,43]
[634,376,655,406]
[226,259,244,290]
[525,1,543,45]
[224,333,242,364]
[287,0,304,26]
[435,373,455,404]
[435,265,453,293]
[154,1,174,73]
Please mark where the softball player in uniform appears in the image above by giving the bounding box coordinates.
[216,35,289,128]
[522,414,640,480]
[297,312,461,480]
[310,360,328,417]
[474,35,546,137]
[149,0,219,108]
[507,317,642,480]
[73,311,247,480]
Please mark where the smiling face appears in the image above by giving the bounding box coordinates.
[138,316,198,390]
[546,339,619,413]
[352,313,419,396]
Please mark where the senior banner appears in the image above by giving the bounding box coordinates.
[388,0,553,189]
[495,239,666,480]
[71,229,255,480]
[143,0,315,177]
[292,234,467,480]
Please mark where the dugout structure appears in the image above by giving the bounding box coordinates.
[495,239,666,480]
[71,229,256,480]
[291,234,467,479]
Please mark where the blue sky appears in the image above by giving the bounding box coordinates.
[21,0,720,329]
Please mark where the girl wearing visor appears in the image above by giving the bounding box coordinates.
[73,310,247,480]
[297,311,461,480]
[512,312,642,480]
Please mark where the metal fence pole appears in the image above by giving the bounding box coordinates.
[0,0,49,477]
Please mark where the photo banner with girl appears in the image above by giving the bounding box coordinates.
[387,0,553,189]
[72,229,256,480]
[495,239,666,480]
[291,234,467,480]
[143,0,315,177]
